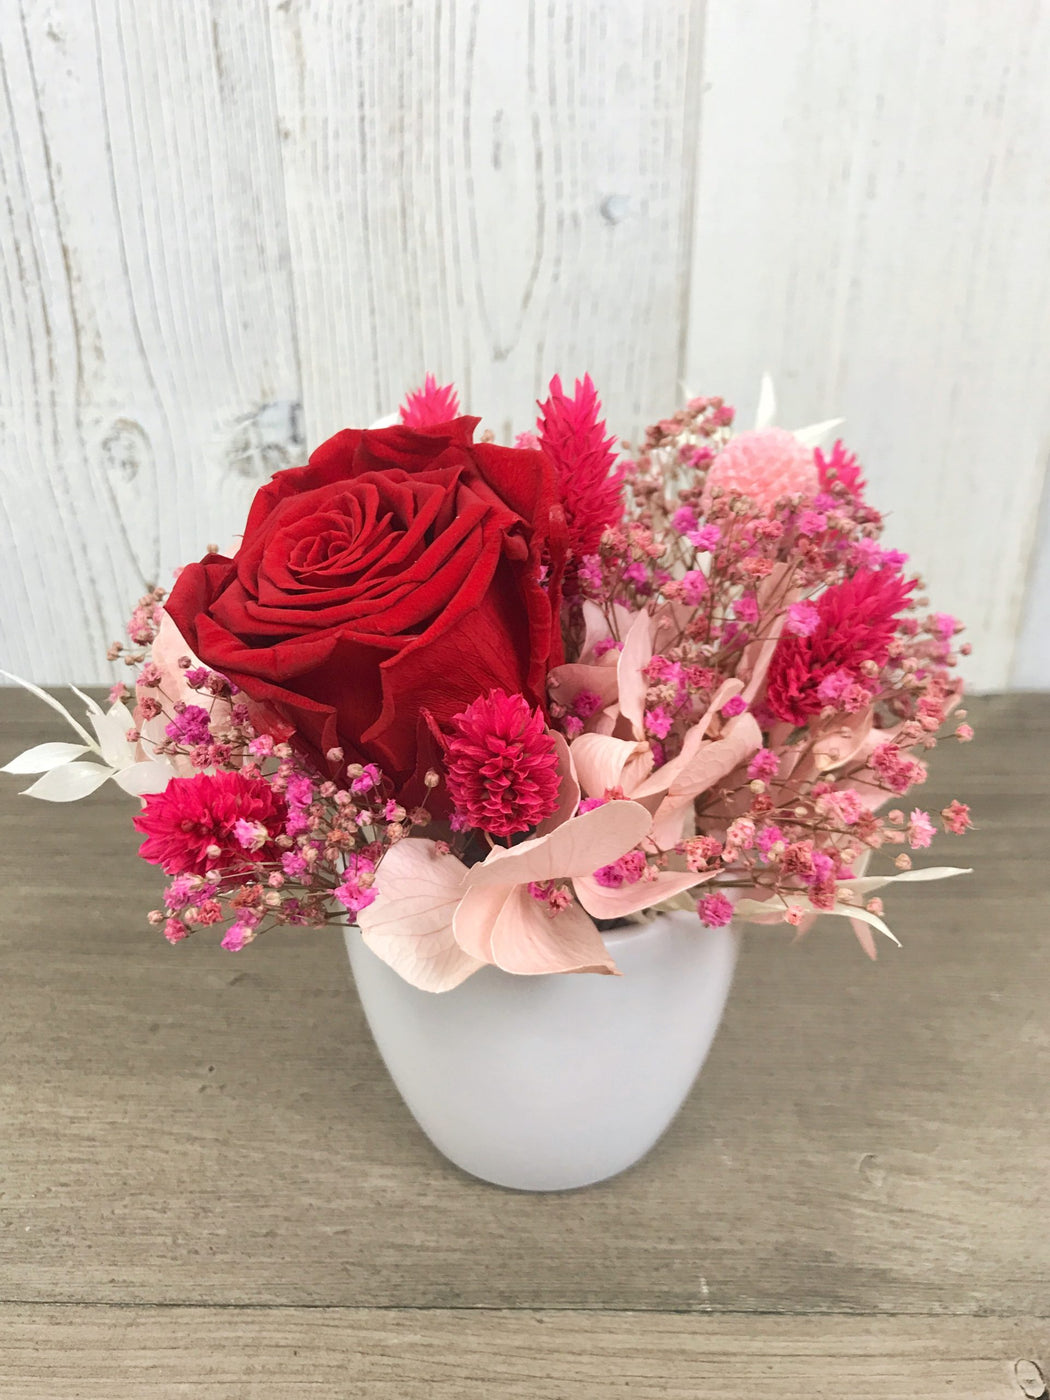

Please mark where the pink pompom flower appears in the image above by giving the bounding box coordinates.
[702,428,819,513]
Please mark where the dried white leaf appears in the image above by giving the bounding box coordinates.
[0,671,95,746]
[1,742,90,774]
[754,372,777,430]
[113,760,175,797]
[20,761,114,802]
[793,417,844,448]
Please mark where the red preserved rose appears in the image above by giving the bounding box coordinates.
[165,418,567,802]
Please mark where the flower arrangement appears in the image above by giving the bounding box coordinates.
[3,373,972,989]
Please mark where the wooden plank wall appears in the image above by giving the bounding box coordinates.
[1,0,1048,689]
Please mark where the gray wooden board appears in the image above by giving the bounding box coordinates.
[0,1310,1047,1399]
[0,692,1047,1388]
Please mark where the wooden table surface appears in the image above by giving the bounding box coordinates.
[0,690,1046,1397]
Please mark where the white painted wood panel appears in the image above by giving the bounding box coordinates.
[3,0,1049,689]
[268,0,704,446]
[1013,460,1050,687]
[684,0,1050,693]
[0,0,301,684]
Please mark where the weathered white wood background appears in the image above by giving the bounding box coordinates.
[1,0,1048,689]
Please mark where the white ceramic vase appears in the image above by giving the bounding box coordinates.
[344,910,740,1191]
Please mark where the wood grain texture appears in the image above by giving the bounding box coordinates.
[685,0,1050,692]
[0,1310,1046,1399]
[0,0,302,684]
[0,693,1046,1319]
[268,0,704,446]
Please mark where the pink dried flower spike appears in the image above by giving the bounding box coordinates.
[399,373,461,428]
[537,373,625,558]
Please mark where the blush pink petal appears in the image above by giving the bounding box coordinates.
[573,867,716,921]
[356,838,483,992]
[738,565,796,704]
[628,679,744,802]
[546,659,621,724]
[464,799,654,891]
[570,733,654,801]
[464,883,618,976]
[649,714,763,849]
[580,601,635,660]
[450,881,510,964]
[616,610,655,737]
[534,731,581,836]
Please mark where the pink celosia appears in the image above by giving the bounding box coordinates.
[702,428,819,512]
[221,913,260,952]
[399,373,460,428]
[593,850,647,889]
[796,510,827,536]
[870,744,927,796]
[697,892,735,928]
[444,689,561,837]
[133,771,288,876]
[766,568,916,725]
[815,440,866,498]
[536,373,624,558]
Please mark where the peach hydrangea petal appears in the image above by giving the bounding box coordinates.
[649,714,763,849]
[667,713,763,799]
[546,659,620,718]
[450,881,509,964]
[570,733,654,801]
[534,732,580,837]
[479,883,619,977]
[464,799,653,891]
[580,601,635,661]
[616,610,654,737]
[356,838,483,992]
[573,867,716,921]
[738,564,796,703]
[628,678,743,802]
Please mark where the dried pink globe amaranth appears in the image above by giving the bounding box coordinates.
[701,428,819,512]
[444,689,561,838]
